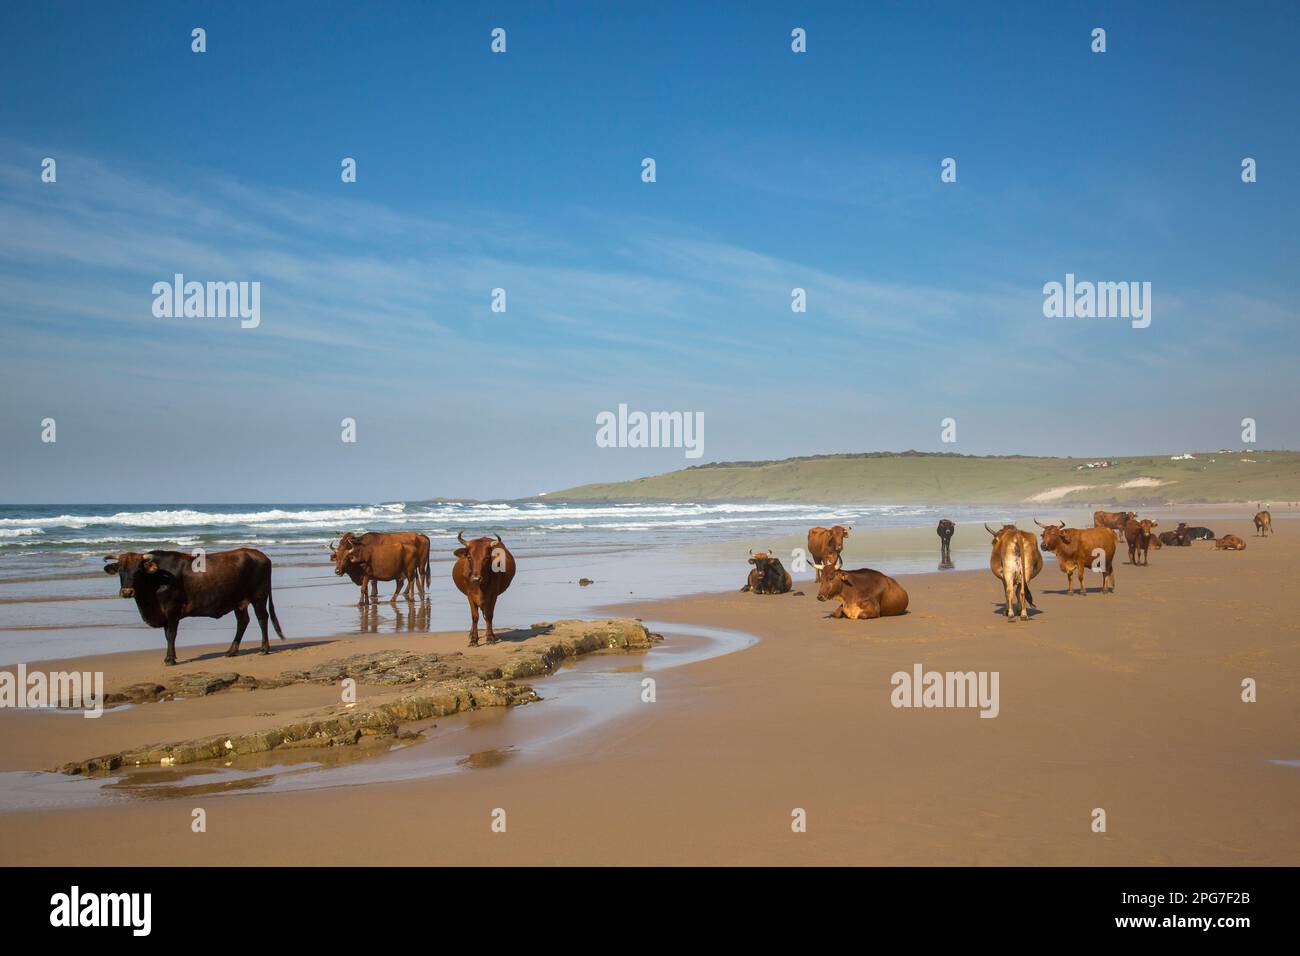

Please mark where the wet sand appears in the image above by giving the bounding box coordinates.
[0,516,1296,865]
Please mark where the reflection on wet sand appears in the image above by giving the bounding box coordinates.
[357,602,432,634]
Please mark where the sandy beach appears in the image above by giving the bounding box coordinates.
[0,514,1295,866]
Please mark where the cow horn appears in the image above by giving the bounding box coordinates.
[1034,519,1047,528]
[811,560,824,570]
[985,523,997,536]
[457,531,468,546]
[748,548,754,556]
[494,533,503,545]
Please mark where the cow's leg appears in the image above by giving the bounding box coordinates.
[467,598,481,646]
[1017,575,1029,621]
[163,622,179,666]
[227,606,250,657]
[852,598,881,620]
[830,605,848,618]
[253,598,271,654]
[482,593,499,643]
[357,577,370,607]
[1004,576,1016,621]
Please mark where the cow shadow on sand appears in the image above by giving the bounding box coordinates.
[477,624,556,645]
[989,602,1044,620]
[173,638,336,666]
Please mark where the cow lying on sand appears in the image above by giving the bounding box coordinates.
[1036,521,1115,594]
[741,551,793,594]
[1215,534,1247,551]
[1182,525,1215,541]
[814,565,908,620]
[987,524,1041,621]
[104,548,284,665]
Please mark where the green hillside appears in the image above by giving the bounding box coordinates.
[550,450,1300,505]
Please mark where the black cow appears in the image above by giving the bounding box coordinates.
[1182,525,1216,541]
[937,518,955,564]
[104,548,284,665]
[740,550,793,594]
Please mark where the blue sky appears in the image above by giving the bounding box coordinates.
[1,1,1297,502]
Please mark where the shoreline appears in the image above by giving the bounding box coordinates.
[0,515,1295,864]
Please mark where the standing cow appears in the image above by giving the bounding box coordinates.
[1036,521,1116,595]
[104,548,284,665]
[987,524,1042,621]
[807,525,851,581]
[335,540,421,605]
[936,518,955,565]
[1254,510,1273,536]
[1123,518,1158,565]
[1093,510,1135,539]
[331,532,424,605]
[452,532,516,645]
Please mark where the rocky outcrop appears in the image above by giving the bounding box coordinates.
[58,619,660,776]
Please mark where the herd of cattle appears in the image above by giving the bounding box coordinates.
[99,508,1274,664]
[101,531,517,664]
[739,508,1273,624]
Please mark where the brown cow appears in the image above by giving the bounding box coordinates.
[331,533,422,605]
[807,525,850,581]
[1254,510,1273,536]
[452,532,516,645]
[1093,510,1135,538]
[741,550,793,594]
[1215,534,1247,551]
[337,540,421,606]
[1158,525,1191,547]
[815,566,908,620]
[104,548,284,665]
[1036,521,1116,594]
[331,531,430,603]
[1123,518,1158,565]
[987,524,1042,621]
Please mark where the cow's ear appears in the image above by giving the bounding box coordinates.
[143,559,159,574]
[748,557,757,565]
[453,547,469,557]
[103,562,119,574]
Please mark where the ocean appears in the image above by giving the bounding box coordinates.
[0,500,1001,664]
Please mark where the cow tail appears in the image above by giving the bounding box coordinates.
[269,590,285,640]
